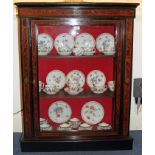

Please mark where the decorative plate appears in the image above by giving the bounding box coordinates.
[81,101,104,125]
[46,70,66,89]
[87,70,106,88]
[66,70,85,88]
[48,101,72,124]
[54,33,74,55]
[96,33,115,54]
[38,33,53,56]
[75,33,95,50]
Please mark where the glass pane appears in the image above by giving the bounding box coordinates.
[37,25,116,132]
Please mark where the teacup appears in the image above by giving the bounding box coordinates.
[83,47,95,56]
[39,81,44,92]
[58,123,71,131]
[64,87,83,95]
[65,81,83,95]
[97,122,112,130]
[40,123,52,131]
[90,85,107,94]
[40,118,47,125]
[69,118,81,129]
[58,46,72,56]
[103,46,115,55]
[73,47,83,56]
[43,84,59,95]
[79,123,92,130]
[108,81,115,92]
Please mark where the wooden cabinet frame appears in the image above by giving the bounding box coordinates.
[15,2,139,151]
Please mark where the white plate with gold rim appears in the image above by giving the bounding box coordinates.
[48,101,72,124]
[38,33,53,56]
[81,101,104,125]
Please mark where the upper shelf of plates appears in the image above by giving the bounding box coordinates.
[38,32,116,57]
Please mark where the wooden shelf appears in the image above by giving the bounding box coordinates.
[40,89,114,99]
[38,53,116,59]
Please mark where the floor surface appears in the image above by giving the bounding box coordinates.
[13,131,142,155]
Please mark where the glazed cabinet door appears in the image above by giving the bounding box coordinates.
[28,18,125,139]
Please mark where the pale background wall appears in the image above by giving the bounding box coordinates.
[13,0,142,132]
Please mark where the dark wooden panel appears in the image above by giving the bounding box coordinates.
[20,133,133,152]
[113,21,124,132]
[20,18,33,138]
[18,8,135,18]
[15,2,139,8]
[122,18,134,136]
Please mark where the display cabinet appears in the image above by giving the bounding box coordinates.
[15,2,139,151]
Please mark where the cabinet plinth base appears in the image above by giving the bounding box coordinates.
[20,134,133,152]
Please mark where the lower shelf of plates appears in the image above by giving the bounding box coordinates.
[39,89,115,98]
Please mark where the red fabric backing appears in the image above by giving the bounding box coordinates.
[38,25,115,127]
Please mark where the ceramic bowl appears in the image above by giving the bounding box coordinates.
[72,47,84,56]
[79,123,92,130]
[83,47,95,56]
[69,118,81,129]
[64,87,83,95]
[58,123,71,131]
[97,122,112,130]
[40,118,47,125]
[40,123,52,131]
[57,46,72,56]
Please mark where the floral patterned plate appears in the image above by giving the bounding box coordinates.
[81,101,104,125]
[48,101,72,124]
[66,70,85,88]
[87,70,106,88]
[75,33,95,49]
[38,33,53,56]
[46,70,66,89]
[96,33,115,55]
[54,33,74,56]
